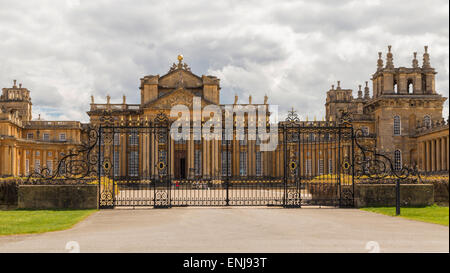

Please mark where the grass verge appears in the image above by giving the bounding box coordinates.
[361,205,449,226]
[0,209,97,236]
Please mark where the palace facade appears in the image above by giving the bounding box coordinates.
[0,47,448,178]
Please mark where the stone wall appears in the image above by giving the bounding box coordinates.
[431,180,449,205]
[18,185,98,209]
[355,184,434,207]
[0,181,18,209]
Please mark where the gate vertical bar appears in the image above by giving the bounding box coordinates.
[282,125,287,207]
[97,125,102,208]
[351,126,355,207]
[226,130,230,206]
[337,127,342,207]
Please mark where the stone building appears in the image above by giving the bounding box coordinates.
[326,45,448,172]
[0,47,448,178]
[0,81,84,176]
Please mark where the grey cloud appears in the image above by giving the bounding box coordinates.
[0,0,447,122]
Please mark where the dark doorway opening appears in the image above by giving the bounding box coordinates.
[180,158,186,179]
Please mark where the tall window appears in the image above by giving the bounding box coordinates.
[129,129,138,146]
[394,150,402,171]
[423,115,431,128]
[43,133,50,141]
[318,159,324,175]
[407,80,413,94]
[328,159,333,174]
[239,152,247,176]
[128,151,138,177]
[27,133,33,139]
[256,151,263,176]
[114,133,120,145]
[59,133,66,141]
[393,116,401,135]
[221,151,231,176]
[305,159,312,176]
[114,151,120,177]
[25,159,29,176]
[194,150,202,176]
[35,159,41,172]
[46,160,53,173]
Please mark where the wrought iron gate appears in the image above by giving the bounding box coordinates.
[97,117,355,209]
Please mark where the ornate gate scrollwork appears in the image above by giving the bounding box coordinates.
[99,127,115,208]
[284,117,301,208]
[27,126,99,183]
[154,112,171,208]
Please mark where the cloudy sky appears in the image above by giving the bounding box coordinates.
[0,0,448,122]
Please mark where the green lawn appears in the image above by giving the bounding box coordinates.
[0,210,97,236]
[362,205,449,226]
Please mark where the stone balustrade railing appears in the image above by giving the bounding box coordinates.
[415,117,449,136]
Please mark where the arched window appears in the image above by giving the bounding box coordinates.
[394,82,398,93]
[394,150,402,171]
[407,79,414,94]
[393,116,401,135]
[423,115,431,128]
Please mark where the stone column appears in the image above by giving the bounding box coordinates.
[425,140,430,172]
[431,139,436,172]
[215,139,219,178]
[187,134,193,178]
[210,139,215,178]
[447,136,449,171]
[436,138,441,171]
[202,139,207,178]
[420,141,425,171]
[441,137,446,171]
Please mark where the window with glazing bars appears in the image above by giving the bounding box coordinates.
[46,160,53,173]
[239,151,247,176]
[394,150,402,171]
[222,130,231,145]
[114,151,120,177]
[194,150,202,176]
[305,159,312,176]
[128,151,138,176]
[318,159,324,175]
[393,116,401,135]
[114,133,120,145]
[129,129,138,146]
[35,159,40,172]
[221,151,231,176]
[256,151,263,176]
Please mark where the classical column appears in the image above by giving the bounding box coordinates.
[425,140,430,172]
[215,139,219,178]
[420,141,425,171]
[441,137,446,172]
[202,139,207,178]
[431,139,436,172]
[445,136,450,171]
[210,139,215,178]
[187,134,193,178]
[436,138,441,171]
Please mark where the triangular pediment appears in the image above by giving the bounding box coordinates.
[158,69,203,89]
[143,87,213,110]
